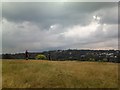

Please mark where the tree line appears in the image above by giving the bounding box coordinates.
[1,49,120,63]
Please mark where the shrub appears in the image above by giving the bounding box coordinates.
[35,54,46,60]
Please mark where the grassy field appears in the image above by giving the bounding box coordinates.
[2,59,118,88]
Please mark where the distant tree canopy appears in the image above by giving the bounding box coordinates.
[35,54,46,60]
[1,50,119,63]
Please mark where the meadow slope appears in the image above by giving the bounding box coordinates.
[2,60,118,88]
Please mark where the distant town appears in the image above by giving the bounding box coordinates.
[1,49,120,63]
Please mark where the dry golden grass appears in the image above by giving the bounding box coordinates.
[2,59,118,88]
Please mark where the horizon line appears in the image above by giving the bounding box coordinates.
[1,49,119,54]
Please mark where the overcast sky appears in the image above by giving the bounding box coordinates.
[1,2,118,53]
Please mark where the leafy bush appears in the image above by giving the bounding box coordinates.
[35,54,46,60]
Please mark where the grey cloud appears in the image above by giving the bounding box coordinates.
[2,2,117,29]
[95,6,118,25]
[2,2,118,53]
[2,19,118,53]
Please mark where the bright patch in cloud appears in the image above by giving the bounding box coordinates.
[63,20,100,39]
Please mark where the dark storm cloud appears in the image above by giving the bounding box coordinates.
[2,2,117,28]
